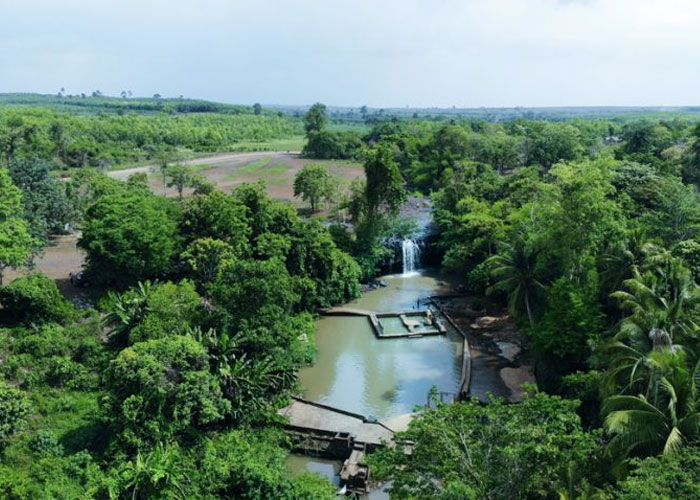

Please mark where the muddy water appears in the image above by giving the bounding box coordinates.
[297,270,464,420]
[288,271,461,498]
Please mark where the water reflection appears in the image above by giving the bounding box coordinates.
[298,271,463,420]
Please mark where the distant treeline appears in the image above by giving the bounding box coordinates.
[0,104,303,168]
[276,103,700,123]
[0,93,276,116]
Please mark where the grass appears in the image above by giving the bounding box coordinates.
[104,136,305,172]
[3,389,103,469]
[225,158,292,181]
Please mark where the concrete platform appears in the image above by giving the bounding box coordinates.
[279,397,394,447]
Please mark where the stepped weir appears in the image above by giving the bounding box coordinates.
[279,397,410,495]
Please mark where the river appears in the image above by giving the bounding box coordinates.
[286,269,463,498]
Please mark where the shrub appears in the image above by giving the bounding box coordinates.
[0,381,30,448]
[0,274,73,325]
[29,430,64,456]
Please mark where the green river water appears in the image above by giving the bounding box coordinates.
[286,270,464,498]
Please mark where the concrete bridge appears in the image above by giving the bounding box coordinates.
[279,397,407,495]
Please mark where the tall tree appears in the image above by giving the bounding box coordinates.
[0,168,35,285]
[303,103,327,134]
[487,236,544,326]
[293,164,337,212]
[364,143,406,216]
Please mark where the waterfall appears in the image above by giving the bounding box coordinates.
[402,239,421,275]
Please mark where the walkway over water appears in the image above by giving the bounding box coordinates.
[320,307,376,317]
[279,397,402,495]
[279,397,395,447]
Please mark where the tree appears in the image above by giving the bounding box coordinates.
[252,103,262,115]
[486,235,544,326]
[0,382,30,450]
[303,103,327,133]
[293,164,337,212]
[607,260,700,394]
[166,164,194,200]
[79,193,178,287]
[603,349,700,460]
[104,335,230,448]
[179,191,251,255]
[113,442,188,500]
[211,258,298,327]
[8,157,74,243]
[155,150,176,196]
[181,238,234,286]
[0,168,35,285]
[102,280,155,346]
[364,143,406,216]
[369,391,598,500]
[613,447,700,499]
[0,273,73,325]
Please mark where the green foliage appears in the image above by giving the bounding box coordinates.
[302,130,363,159]
[181,238,234,286]
[613,447,700,499]
[0,168,35,284]
[364,143,407,215]
[0,382,30,449]
[603,349,700,459]
[178,191,250,256]
[28,430,64,457]
[79,192,178,287]
[293,164,337,212]
[104,335,230,448]
[128,280,204,344]
[185,428,335,499]
[0,103,302,168]
[0,274,74,325]
[303,103,327,134]
[369,391,599,500]
[7,157,74,244]
[532,272,603,369]
[211,258,298,326]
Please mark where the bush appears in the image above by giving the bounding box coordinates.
[0,381,30,449]
[29,430,64,456]
[0,274,73,325]
[466,260,490,294]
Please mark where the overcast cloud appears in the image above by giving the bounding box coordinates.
[1,0,698,107]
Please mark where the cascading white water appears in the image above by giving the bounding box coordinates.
[402,239,421,275]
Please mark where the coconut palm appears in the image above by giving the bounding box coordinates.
[605,259,700,394]
[603,349,700,459]
[486,236,544,326]
[616,262,700,343]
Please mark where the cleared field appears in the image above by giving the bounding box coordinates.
[112,151,364,202]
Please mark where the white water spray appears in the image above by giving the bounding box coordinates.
[402,239,421,275]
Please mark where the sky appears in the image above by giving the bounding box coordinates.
[1,0,699,108]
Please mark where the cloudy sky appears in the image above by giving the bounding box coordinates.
[1,0,699,107]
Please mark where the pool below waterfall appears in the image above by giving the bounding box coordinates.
[297,270,464,420]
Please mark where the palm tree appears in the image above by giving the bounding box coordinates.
[486,236,544,326]
[600,230,653,298]
[603,349,700,459]
[102,281,155,346]
[611,260,700,350]
[604,259,700,396]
